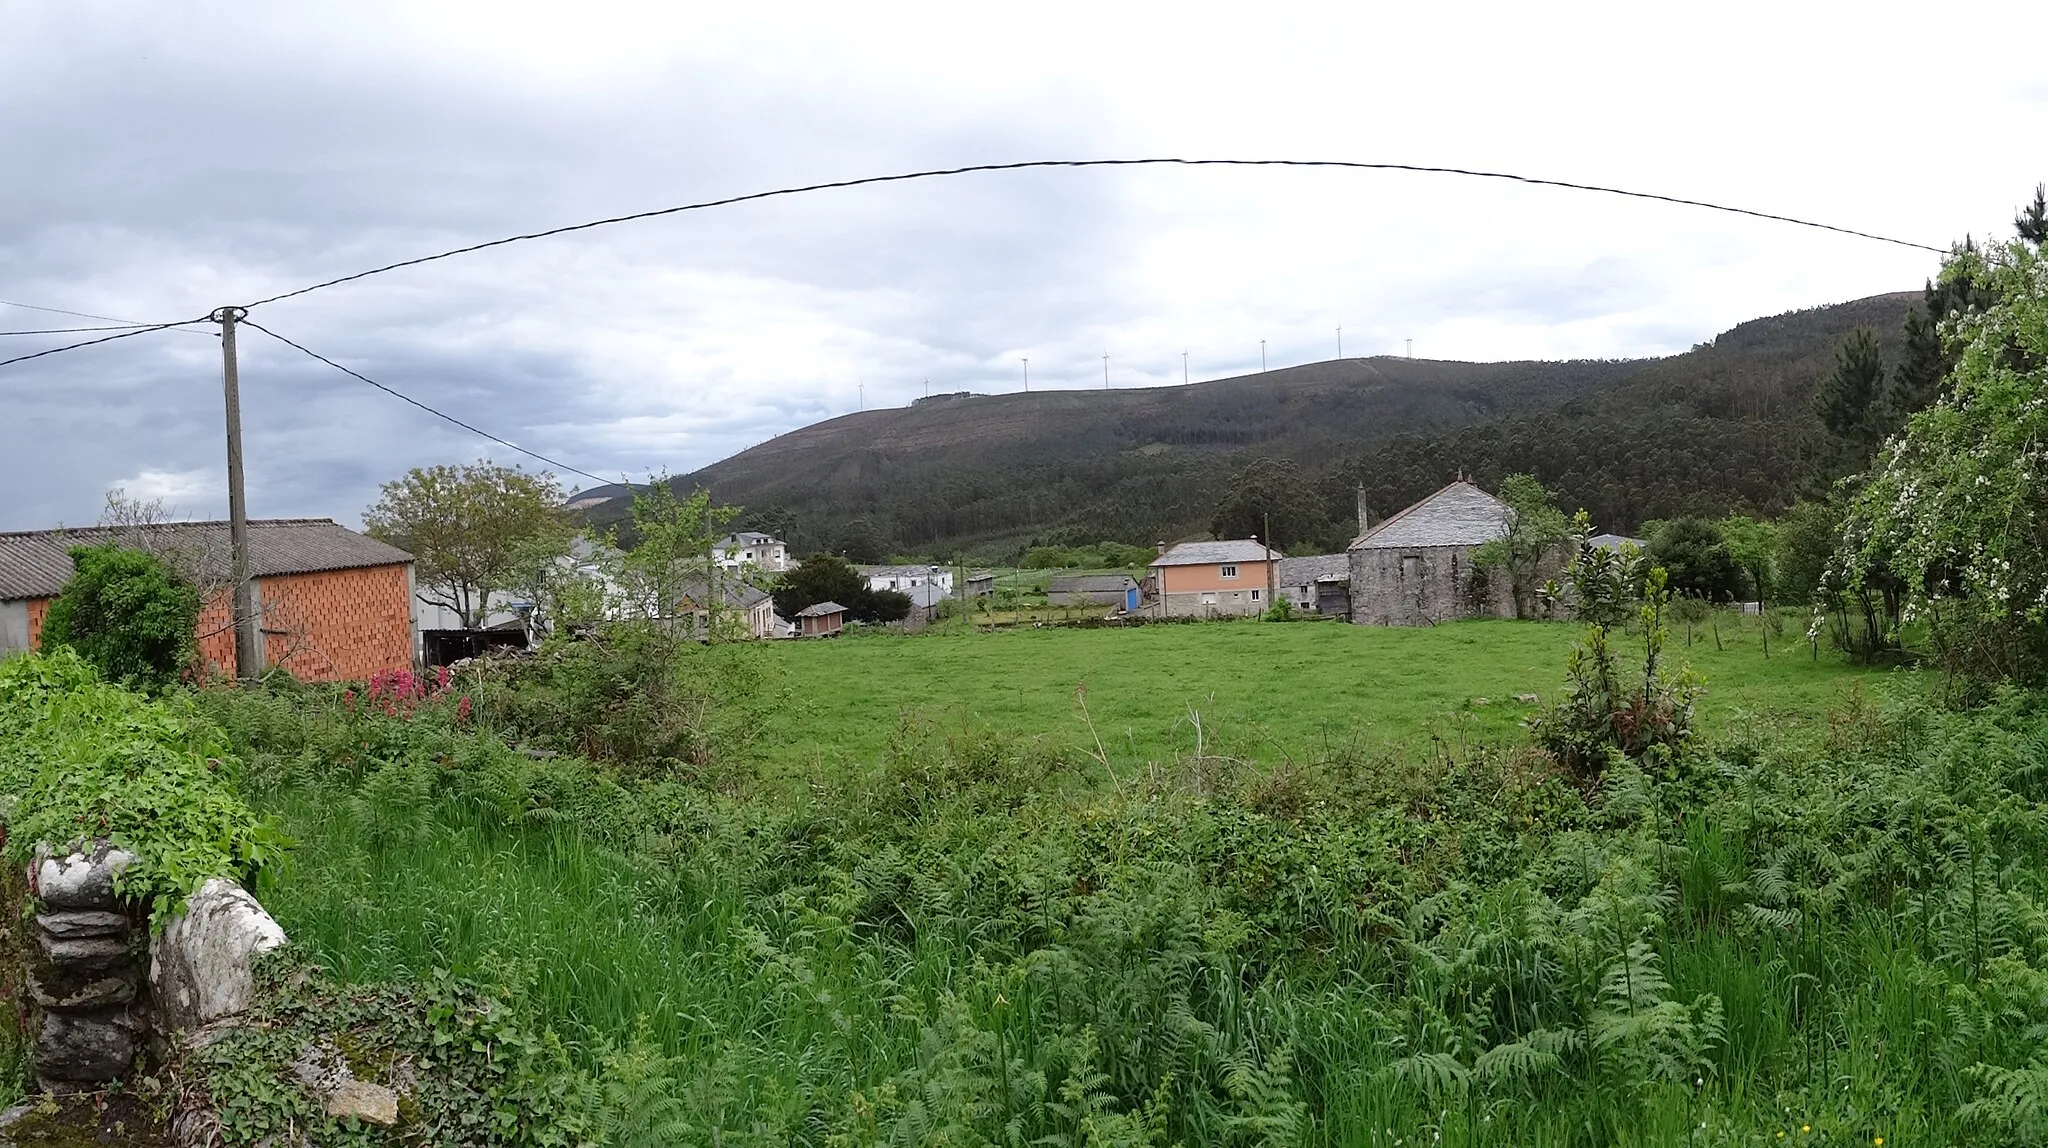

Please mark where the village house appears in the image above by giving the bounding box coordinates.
[1046,574,1140,612]
[674,577,785,640]
[1275,554,1352,616]
[714,531,789,573]
[0,518,415,681]
[859,564,953,595]
[1144,539,1281,618]
[1348,480,1525,626]
[795,600,846,637]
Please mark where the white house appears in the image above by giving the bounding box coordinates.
[858,564,954,595]
[715,532,789,573]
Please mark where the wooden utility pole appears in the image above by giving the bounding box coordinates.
[213,306,261,679]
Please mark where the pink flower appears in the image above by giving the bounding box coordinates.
[456,695,472,724]
[435,665,452,696]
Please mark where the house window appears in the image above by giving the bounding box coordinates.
[1219,564,1239,579]
[1201,593,1218,605]
[1401,555,1423,580]
[1251,589,1261,601]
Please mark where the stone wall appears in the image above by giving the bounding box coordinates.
[1349,544,1511,626]
[17,842,285,1092]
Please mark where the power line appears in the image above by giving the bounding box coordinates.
[242,158,1946,309]
[238,319,611,486]
[0,318,210,369]
[1,298,211,336]
[0,322,170,336]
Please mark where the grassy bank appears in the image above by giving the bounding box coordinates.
[758,615,1893,776]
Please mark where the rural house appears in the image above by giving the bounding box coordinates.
[1348,480,1526,626]
[1144,539,1281,618]
[674,577,785,640]
[714,531,789,573]
[0,518,415,681]
[1046,574,1140,612]
[859,564,954,595]
[795,600,846,636]
[1275,554,1351,616]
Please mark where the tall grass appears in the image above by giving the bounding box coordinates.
[202,662,2048,1146]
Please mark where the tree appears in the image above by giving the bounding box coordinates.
[1839,233,2048,681]
[607,480,736,625]
[1210,457,1333,552]
[364,462,568,629]
[1815,327,1888,462]
[1472,473,1577,618]
[1717,515,1779,607]
[772,554,866,622]
[1773,500,1841,607]
[40,545,199,688]
[1648,518,1745,602]
[2018,182,2048,245]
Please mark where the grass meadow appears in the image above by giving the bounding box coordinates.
[188,613,2048,1146]
[757,614,1895,776]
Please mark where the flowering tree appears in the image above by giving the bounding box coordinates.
[1836,235,2048,681]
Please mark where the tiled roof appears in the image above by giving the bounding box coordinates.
[1351,482,1510,550]
[1048,574,1138,593]
[0,519,412,601]
[1151,539,1281,567]
[796,600,847,617]
[1276,554,1350,585]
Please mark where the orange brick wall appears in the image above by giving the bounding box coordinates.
[32,563,413,684]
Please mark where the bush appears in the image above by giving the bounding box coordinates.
[1533,567,1701,780]
[40,544,200,688]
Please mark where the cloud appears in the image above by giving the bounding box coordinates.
[2,0,2039,530]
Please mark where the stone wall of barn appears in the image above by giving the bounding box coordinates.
[1348,544,1514,626]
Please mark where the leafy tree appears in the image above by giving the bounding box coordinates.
[772,554,867,623]
[864,589,914,624]
[608,479,738,632]
[1472,473,1578,618]
[1815,327,1888,462]
[1717,515,1778,606]
[1773,500,1841,607]
[40,545,199,688]
[1839,234,2048,681]
[1648,518,1744,602]
[1209,457,1333,552]
[364,461,568,629]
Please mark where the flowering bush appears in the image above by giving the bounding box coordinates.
[1837,235,2048,682]
[347,665,468,722]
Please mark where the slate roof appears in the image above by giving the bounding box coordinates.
[1048,574,1139,594]
[719,532,780,547]
[0,519,412,601]
[859,564,944,579]
[795,600,847,617]
[1351,482,1511,550]
[1587,533,1646,550]
[1276,554,1350,586]
[673,577,772,610]
[1151,539,1282,567]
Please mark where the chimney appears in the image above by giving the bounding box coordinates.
[1155,540,1167,558]
[1356,486,1371,536]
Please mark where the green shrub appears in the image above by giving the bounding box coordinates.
[39,544,200,688]
[1533,567,1702,779]
[0,650,286,924]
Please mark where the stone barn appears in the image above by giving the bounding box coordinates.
[1348,481,1518,626]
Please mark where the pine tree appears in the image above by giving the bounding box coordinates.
[2017,182,2048,244]
[1815,327,1888,462]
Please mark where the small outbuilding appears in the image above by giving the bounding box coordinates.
[1046,574,1140,611]
[1275,554,1351,616]
[1349,481,1517,626]
[795,600,847,637]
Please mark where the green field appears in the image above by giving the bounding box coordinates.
[760,615,1894,774]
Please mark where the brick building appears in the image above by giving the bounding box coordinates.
[0,518,416,682]
[1348,481,1519,626]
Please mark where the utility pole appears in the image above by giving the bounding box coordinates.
[1102,352,1109,389]
[212,306,262,680]
[1182,350,1188,385]
[1260,339,1266,372]
[1021,357,1029,392]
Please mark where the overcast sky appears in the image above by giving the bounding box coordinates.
[3,0,2043,530]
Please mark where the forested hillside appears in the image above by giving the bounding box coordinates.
[592,291,1915,558]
